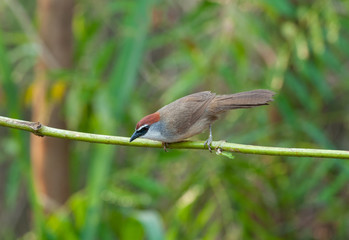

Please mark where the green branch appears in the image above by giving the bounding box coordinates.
[0,115,348,159]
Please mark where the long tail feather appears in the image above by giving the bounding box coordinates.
[209,89,275,114]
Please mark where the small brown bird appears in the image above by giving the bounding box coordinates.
[130,89,275,151]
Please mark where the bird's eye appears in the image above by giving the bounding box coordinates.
[137,125,149,134]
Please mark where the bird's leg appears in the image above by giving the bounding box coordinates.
[162,142,168,152]
[204,124,213,152]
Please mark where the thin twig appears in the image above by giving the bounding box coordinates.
[0,115,348,159]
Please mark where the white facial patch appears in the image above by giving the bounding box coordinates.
[137,124,149,131]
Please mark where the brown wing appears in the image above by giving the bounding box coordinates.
[158,91,216,135]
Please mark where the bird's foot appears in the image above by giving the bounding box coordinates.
[162,142,169,152]
[204,136,213,153]
[204,124,213,152]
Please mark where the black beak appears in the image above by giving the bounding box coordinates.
[130,130,142,142]
[130,125,149,142]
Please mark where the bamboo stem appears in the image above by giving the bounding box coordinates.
[1,115,348,159]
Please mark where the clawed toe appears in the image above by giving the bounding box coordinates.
[162,142,169,152]
[204,124,213,152]
[204,139,212,153]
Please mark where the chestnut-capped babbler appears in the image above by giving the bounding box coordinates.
[130,89,275,151]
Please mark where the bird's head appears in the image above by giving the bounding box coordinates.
[130,112,161,142]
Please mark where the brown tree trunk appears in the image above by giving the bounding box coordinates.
[31,0,74,211]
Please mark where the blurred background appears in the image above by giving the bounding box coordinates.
[0,0,349,239]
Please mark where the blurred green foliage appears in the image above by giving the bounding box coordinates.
[0,0,349,239]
